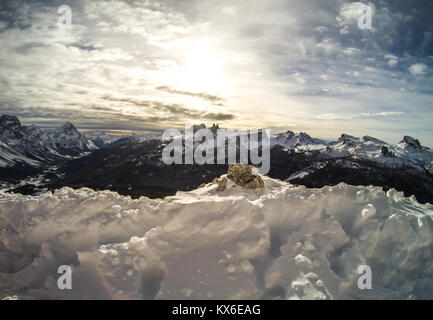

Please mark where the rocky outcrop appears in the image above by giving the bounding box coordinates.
[227,164,264,189]
[216,177,227,192]
[381,145,393,157]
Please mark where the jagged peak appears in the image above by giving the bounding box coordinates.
[192,123,206,132]
[298,132,312,140]
[400,136,422,150]
[338,134,359,144]
[0,114,21,128]
[362,135,386,144]
[61,121,76,129]
[55,121,80,135]
[210,123,220,135]
[23,124,42,135]
[340,133,358,139]
[286,130,295,136]
[274,130,295,138]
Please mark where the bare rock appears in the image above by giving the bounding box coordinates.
[227,164,264,189]
[216,177,227,192]
[381,145,393,157]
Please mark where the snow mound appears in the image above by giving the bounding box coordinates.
[0,176,432,300]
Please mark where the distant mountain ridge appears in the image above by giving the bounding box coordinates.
[271,130,433,173]
[0,115,96,168]
[1,115,433,204]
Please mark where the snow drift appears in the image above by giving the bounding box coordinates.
[0,175,432,300]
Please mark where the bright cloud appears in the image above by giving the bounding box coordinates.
[409,63,428,76]
[385,54,399,67]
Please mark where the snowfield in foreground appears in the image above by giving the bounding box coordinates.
[0,176,432,300]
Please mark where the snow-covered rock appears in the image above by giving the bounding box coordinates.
[0,175,432,300]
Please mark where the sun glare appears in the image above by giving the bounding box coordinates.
[177,40,226,94]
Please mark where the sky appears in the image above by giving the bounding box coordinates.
[0,0,432,146]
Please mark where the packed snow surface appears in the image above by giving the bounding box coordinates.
[0,176,432,300]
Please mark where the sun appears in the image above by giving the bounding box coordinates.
[177,39,226,94]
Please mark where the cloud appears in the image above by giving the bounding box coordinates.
[101,95,235,122]
[221,6,237,16]
[155,86,225,104]
[204,112,235,121]
[360,111,404,117]
[316,113,352,121]
[0,0,432,146]
[337,2,373,34]
[409,63,428,76]
[317,111,404,121]
[384,54,398,67]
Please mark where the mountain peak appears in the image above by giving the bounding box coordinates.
[338,134,359,145]
[401,136,422,150]
[210,123,220,135]
[192,124,206,132]
[362,136,386,144]
[56,121,80,136]
[61,121,76,130]
[0,115,21,128]
[298,132,312,140]
[286,130,295,136]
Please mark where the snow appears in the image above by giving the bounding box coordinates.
[271,131,327,151]
[2,114,432,175]
[84,133,129,147]
[0,118,97,168]
[286,171,310,181]
[1,175,432,300]
[131,133,161,143]
[271,131,433,172]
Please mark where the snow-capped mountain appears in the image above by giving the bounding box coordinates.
[0,115,96,168]
[84,132,130,148]
[1,116,433,204]
[271,130,326,150]
[271,131,433,172]
[326,134,433,170]
[42,121,97,156]
[269,133,433,203]
[1,172,432,299]
[85,131,161,149]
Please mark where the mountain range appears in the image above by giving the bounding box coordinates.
[1,115,432,203]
